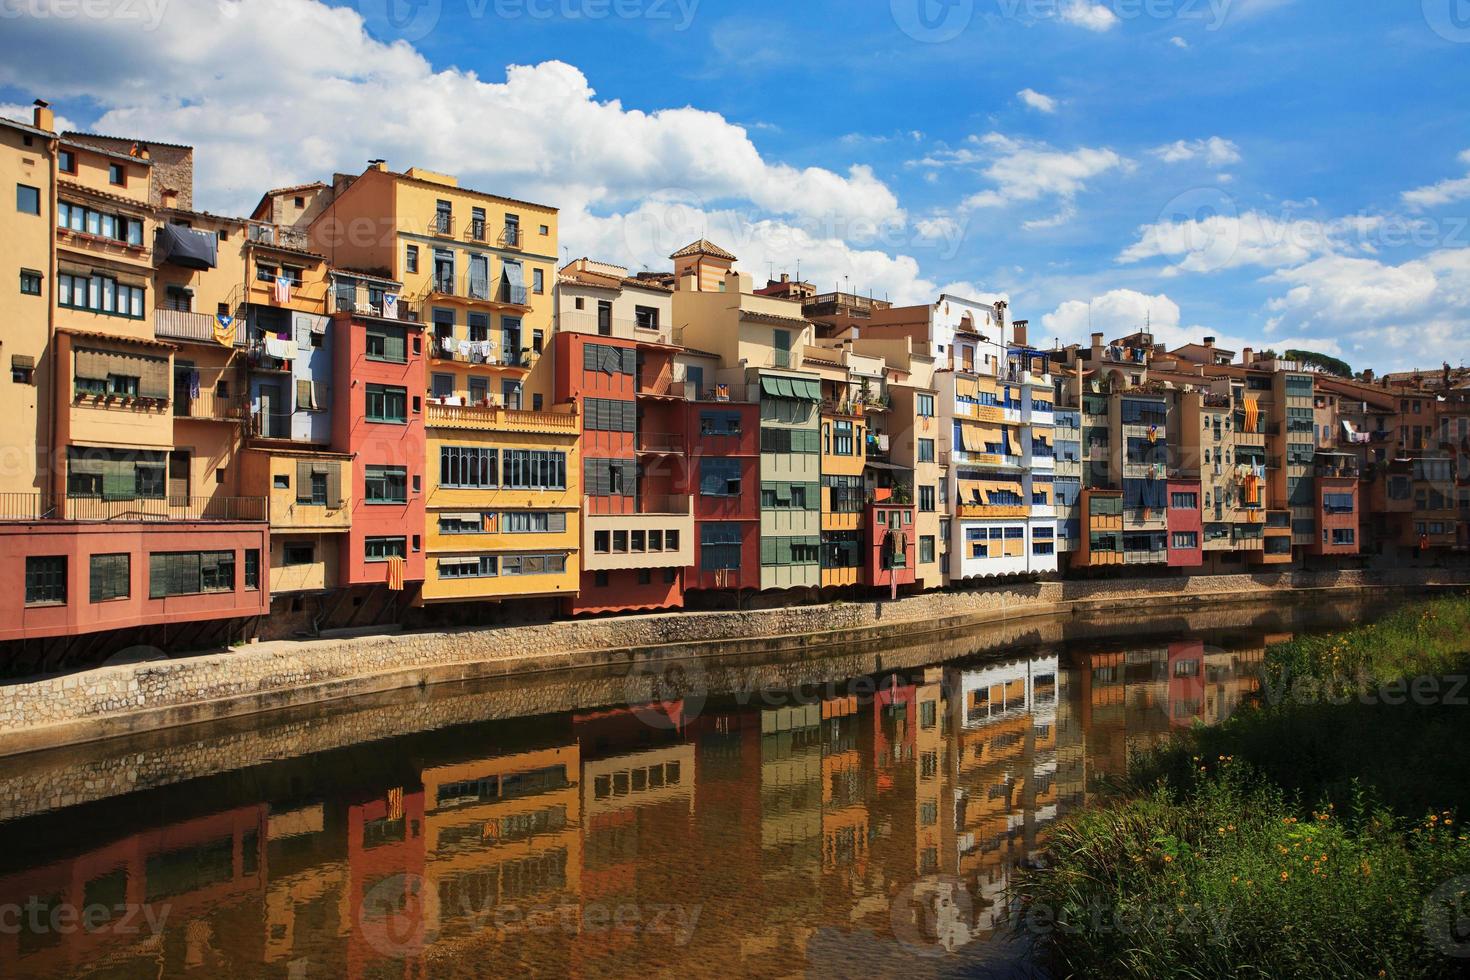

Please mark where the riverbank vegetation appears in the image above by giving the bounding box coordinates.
[1014,593,1470,978]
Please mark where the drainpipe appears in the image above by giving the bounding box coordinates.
[43,118,59,508]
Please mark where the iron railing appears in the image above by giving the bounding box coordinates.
[0,493,266,522]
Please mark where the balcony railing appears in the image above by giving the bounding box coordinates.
[635,431,685,453]
[155,309,245,346]
[428,334,535,367]
[174,390,248,422]
[466,218,487,242]
[251,410,294,439]
[0,493,267,522]
[431,213,455,237]
[500,225,522,248]
[425,401,578,432]
[421,274,528,307]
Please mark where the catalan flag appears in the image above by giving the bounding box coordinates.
[387,555,406,591]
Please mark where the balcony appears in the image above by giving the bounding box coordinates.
[424,401,578,434]
[247,221,310,251]
[951,449,1022,469]
[421,274,529,308]
[430,213,455,238]
[635,431,685,454]
[558,310,668,339]
[154,309,244,346]
[0,493,267,523]
[428,333,534,368]
[955,503,1029,519]
[499,225,522,248]
[251,410,293,440]
[175,389,248,423]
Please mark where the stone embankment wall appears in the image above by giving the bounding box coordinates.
[0,569,1462,758]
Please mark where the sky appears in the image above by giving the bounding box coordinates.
[2,0,1468,372]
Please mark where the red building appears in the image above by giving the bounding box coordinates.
[1311,453,1361,556]
[1166,640,1206,728]
[1165,478,1203,568]
[686,396,761,594]
[865,501,917,593]
[553,331,691,614]
[331,311,426,592]
[346,786,427,978]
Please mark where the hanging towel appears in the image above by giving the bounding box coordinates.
[263,335,294,360]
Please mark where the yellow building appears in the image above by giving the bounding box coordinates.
[304,163,579,610]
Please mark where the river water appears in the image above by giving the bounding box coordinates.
[0,594,1413,979]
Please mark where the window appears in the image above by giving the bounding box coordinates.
[59,149,76,173]
[634,305,660,330]
[503,450,567,490]
[16,183,40,215]
[66,448,166,500]
[917,393,935,417]
[58,272,145,318]
[19,270,42,296]
[1171,531,1199,549]
[533,268,544,294]
[539,224,549,236]
[108,163,125,186]
[700,523,743,571]
[593,530,610,554]
[283,541,315,566]
[1032,542,1055,556]
[364,465,407,503]
[1323,493,1354,515]
[502,511,566,534]
[366,322,407,362]
[440,556,499,579]
[89,554,130,602]
[832,419,855,456]
[919,485,936,512]
[822,531,862,569]
[365,384,407,423]
[148,551,235,598]
[1332,528,1356,546]
[585,457,634,496]
[1169,492,1198,510]
[244,549,260,590]
[26,556,66,605]
[700,411,743,436]
[440,446,496,489]
[666,529,680,551]
[585,398,637,433]
[364,537,407,562]
[919,535,935,564]
[917,438,935,463]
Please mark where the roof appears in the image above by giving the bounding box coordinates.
[58,137,153,167]
[57,326,177,351]
[157,206,247,227]
[740,310,810,329]
[558,265,674,294]
[381,166,557,214]
[264,181,328,197]
[0,114,54,140]
[61,130,192,151]
[57,179,152,213]
[670,239,736,261]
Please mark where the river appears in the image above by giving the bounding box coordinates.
[0,593,1416,978]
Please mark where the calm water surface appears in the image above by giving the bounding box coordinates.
[0,596,1411,979]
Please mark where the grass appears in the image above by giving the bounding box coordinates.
[1013,593,1470,979]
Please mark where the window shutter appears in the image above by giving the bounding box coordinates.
[326,462,342,505]
[583,343,598,372]
[296,379,312,410]
[621,348,636,375]
[549,511,566,533]
[312,381,328,410]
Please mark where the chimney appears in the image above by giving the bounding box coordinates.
[1362,368,1375,384]
[1204,336,1215,348]
[367,158,386,172]
[994,300,1008,330]
[779,273,790,284]
[133,142,150,160]
[1242,347,1254,367]
[1012,319,1028,347]
[32,99,53,132]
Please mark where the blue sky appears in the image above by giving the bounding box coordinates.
[3,0,1468,370]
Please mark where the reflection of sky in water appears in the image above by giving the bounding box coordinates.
[0,599,1399,979]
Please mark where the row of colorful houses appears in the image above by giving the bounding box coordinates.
[1,103,1466,668]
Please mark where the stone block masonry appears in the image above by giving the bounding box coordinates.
[0,569,1463,758]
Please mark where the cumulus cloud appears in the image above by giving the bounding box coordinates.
[1151,137,1242,168]
[1017,88,1059,114]
[1060,1,1120,32]
[916,134,1129,226]
[1401,150,1470,211]
[0,0,903,233]
[1169,36,1190,49]
[1118,209,1383,275]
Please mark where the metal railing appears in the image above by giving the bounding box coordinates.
[466,218,487,242]
[174,390,248,422]
[155,309,246,346]
[0,493,266,522]
[420,274,528,306]
[251,409,294,439]
[500,225,522,248]
[635,431,685,453]
[431,213,455,237]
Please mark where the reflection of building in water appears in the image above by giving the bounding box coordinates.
[820,693,869,877]
[418,742,581,952]
[760,701,826,955]
[262,803,346,971]
[0,804,269,977]
[912,668,949,879]
[947,655,1060,934]
[346,784,427,979]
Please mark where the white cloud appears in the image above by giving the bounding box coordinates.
[1017,88,1058,114]
[1401,149,1470,211]
[1151,137,1242,168]
[1118,210,1383,275]
[918,134,1129,222]
[1060,1,1120,32]
[1169,36,1190,49]
[0,0,903,233]
[0,102,78,132]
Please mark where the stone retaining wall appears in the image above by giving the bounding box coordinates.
[1,569,1463,757]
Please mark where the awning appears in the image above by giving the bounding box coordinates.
[11,354,34,369]
[863,459,910,472]
[155,223,218,270]
[799,379,821,400]
[955,376,978,400]
[443,512,484,523]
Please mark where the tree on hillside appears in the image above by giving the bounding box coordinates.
[1285,349,1353,377]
